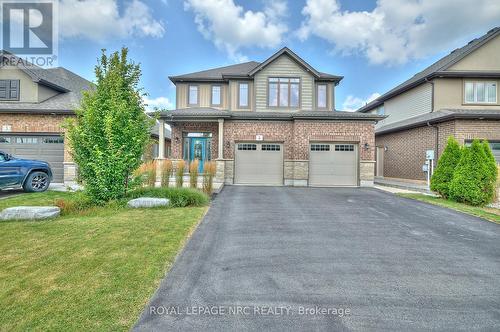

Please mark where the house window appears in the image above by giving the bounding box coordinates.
[464,81,497,103]
[268,77,300,108]
[237,143,256,151]
[0,136,11,143]
[238,83,249,108]
[188,85,198,105]
[261,144,280,151]
[335,144,354,151]
[0,80,20,100]
[317,84,327,108]
[377,106,385,115]
[465,140,500,163]
[16,137,38,144]
[211,85,221,106]
[311,144,330,151]
[43,137,64,144]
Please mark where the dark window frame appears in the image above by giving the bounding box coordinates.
[267,77,301,109]
[316,83,328,109]
[187,84,199,106]
[311,144,330,151]
[0,79,20,101]
[211,84,222,107]
[261,144,281,151]
[238,82,250,109]
[237,143,257,151]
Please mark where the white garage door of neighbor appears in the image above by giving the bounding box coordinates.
[234,143,283,185]
[309,143,358,187]
[0,134,65,183]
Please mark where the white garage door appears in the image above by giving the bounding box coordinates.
[309,143,358,187]
[234,143,283,185]
[0,134,65,183]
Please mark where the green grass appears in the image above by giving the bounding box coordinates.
[0,191,207,331]
[398,193,500,224]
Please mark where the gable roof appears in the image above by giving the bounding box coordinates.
[0,51,93,113]
[169,47,343,84]
[358,27,500,113]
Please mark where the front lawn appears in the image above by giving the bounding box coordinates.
[0,191,207,331]
[398,193,500,224]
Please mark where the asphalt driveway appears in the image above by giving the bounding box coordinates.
[135,186,500,331]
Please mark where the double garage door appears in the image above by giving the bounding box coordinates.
[234,142,358,186]
[0,134,64,183]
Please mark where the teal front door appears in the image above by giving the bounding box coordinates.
[189,137,207,172]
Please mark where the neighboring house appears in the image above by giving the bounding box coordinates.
[0,52,170,184]
[158,47,384,188]
[150,122,172,158]
[0,52,92,184]
[358,27,500,181]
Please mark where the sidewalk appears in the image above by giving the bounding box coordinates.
[374,177,433,194]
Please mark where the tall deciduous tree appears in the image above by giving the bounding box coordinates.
[66,48,153,203]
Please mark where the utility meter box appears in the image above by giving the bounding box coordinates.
[426,150,435,160]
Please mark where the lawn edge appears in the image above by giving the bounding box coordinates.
[130,204,210,328]
[397,193,500,225]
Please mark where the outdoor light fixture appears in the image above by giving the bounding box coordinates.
[364,143,370,150]
[226,141,230,148]
[175,137,179,143]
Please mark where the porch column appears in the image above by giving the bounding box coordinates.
[218,118,224,159]
[158,119,166,159]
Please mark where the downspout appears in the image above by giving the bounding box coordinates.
[425,78,439,156]
[425,78,438,184]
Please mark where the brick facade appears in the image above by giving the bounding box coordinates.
[0,114,72,161]
[169,119,376,186]
[376,119,500,180]
[171,122,219,160]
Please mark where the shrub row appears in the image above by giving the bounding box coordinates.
[431,137,498,206]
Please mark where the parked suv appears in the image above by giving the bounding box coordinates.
[0,151,52,192]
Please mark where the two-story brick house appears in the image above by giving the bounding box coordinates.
[158,47,384,188]
[358,27,500,181]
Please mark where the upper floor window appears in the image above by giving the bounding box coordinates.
[464,81,497,104]
[377,105,385,115]
[268,77,300,108]
[188,85,199,105]
[211,85,221,106]
[238,82,249,108]
[0,80,20,101]
[317,84,327,108]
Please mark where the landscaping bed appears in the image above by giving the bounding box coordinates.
[398,193,500,224]
[0,189,208,331]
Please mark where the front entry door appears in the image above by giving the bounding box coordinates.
[190,137,207,172]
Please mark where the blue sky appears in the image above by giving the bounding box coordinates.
[56,0,500,111]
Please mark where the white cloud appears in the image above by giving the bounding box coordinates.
[59,0,165,41]
[341,93,380,112]
[184,0,288,61]
[299,0,500,65]
[144,96,174,111]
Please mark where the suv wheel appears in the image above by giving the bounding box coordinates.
[23,171,50,192]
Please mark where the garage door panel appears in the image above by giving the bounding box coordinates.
[0,135,64,183]
[309,143,358,187]
[235,143,283,185]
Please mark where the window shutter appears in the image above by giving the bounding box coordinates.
[9,80,19,100]
[0,80,7,99]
